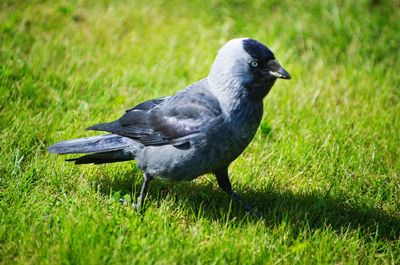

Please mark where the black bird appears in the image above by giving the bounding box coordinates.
[49,38,291,214]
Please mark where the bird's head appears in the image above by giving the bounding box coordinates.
[208,38,290,101]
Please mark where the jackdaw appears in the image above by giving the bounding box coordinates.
[49,38,291,214]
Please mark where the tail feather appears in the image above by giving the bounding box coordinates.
[48,134,131,154]
[49,134,143,165]
[66,150,133,164]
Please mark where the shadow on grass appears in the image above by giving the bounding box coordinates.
[94,170,400,242]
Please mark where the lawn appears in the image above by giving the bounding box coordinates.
[1,0,399,264]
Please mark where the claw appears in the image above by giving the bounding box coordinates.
[119,198,128,206]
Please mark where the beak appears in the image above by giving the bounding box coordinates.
[268,59,291,80]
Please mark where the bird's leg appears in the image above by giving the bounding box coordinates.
[214,168,259,217]
[133,173,153,211]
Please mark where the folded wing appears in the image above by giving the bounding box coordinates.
[88,79,224,146]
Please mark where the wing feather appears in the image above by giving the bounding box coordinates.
[88,79,223,146]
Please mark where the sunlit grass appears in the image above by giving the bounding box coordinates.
[1,0,399,264]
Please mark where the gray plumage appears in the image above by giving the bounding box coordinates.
[49,38,291,214]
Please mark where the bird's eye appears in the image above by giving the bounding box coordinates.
[250,61,258,68]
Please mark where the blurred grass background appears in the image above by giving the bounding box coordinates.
[1,0,399,264]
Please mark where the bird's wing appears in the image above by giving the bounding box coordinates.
[88,79,224,146]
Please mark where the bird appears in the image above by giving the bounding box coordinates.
[48,38,291,215]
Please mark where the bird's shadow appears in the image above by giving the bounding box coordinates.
[93,170,400,242]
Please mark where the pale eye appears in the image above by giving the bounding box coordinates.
[250,61,258,68]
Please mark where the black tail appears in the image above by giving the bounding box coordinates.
[48,134,132,154]
[66,150,133,164]
[48,134,143,165]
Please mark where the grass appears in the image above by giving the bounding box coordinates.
[1,0,399,264]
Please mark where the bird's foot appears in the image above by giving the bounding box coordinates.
[132,202,141,211]
[231,192,261,218]
[118,198,128,206]
[244,205,261,218]
[119,198,141,213]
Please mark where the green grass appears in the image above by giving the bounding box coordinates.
[1,0,399,264]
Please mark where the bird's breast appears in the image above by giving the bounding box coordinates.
[227,102,263,146]
[206,100,263,167]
